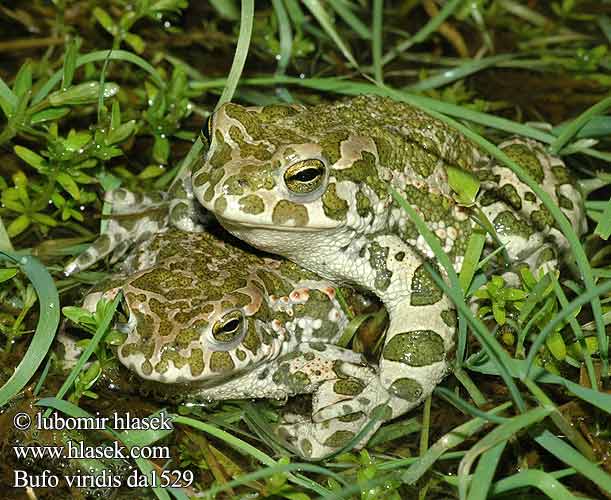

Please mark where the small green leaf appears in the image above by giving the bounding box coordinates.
[0,268,18,283]
[62,306,96,327]
[56,172,81,200]
[13,61,33,99]
[593,197,611,240]
[138,165,166,179]
[110,101,121,130]
[65,129,92,151]
[501,288,528,301]
[7,214,31,237]
[546,329,567,361]
[492,301,506,325]
[105,329,127,346]
[447,165,480,205]
[93,7,117,35]
[31,213,59,227]
[62,39,79,89]
[14,145,47,170]
[107,120,136,144]
[30,107,71,124]
[124,33,146,54]
[567,337,599,359]
[152,135,170,164]
[48,82,119,106]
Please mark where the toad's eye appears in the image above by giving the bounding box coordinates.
[212,310,244,342]
[284,159,326,194]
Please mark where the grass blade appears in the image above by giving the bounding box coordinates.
[535,430,611,494]
[0,252,59,406]
[550,94,611,154]
[489,469,579,499]
[468,441,506,500]
[216,0,254,109]
[48,292,121,414]
[36,398,179,500]
[171,415,332,496]
[458,407,553,499]
[32,50,165,105]
[302,0,359,67]
[402,402,512,484]
[372,0,384,83]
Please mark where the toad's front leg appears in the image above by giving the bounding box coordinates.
[363,234,456,420]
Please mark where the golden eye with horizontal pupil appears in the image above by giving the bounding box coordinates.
[212,310,244,342]
[284,159,326,194]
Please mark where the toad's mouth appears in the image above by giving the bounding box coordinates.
[217,215,342,233]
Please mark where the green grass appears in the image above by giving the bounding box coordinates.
[0,1,610,499]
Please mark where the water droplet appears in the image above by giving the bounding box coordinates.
[79,205,85,211]
[299,73,305,79]
[20,256,28,264]
[164,21,171,28]
[49,303,55,308]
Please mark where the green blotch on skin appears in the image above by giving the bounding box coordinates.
[319,130,349,164]
[334,151,386,199]
[537,247,556,266]
[242,321,261,355]
[204,166,225,202]
[239,194,265,214]
[154,359,169,374]
[141,360,153,376]
[502,143,544,183]
[383,330,445,366]
[355,191,372,217]
[395,251,405,261]
[402,184,453,224]
[272,200,309,226]
[441,309,457,328]
[175,328,200,349]
[289,371,311,390]
[368,241,392,291]
[300,439,313,457]
[411,263,443,306]
[323,430,355,448]
[499,184,522,211]
[258,103,300,122]
[524,191,537,203]
[169,202,190,226]
[531,206,554,231]
[229,126,272,161]
[192,168,209,188]
[209,131,232,169]
[322,183,348,220]
[552,165,571,184]
[189,348,205,376]
[333,378,365,396]
[494,211,533,240]
[223,104,263,139]
[235,349,246,361]
[210,351,235,373]
[371,404,393,420]
[338,411,364,422]
[214,197,227,215]
[557,193,574,210]
[390,378,424,401]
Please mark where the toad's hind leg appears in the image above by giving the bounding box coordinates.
[277,411,377,460]
[476,137,586,280]
[364,234,456,420]
[64,188,170,275]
